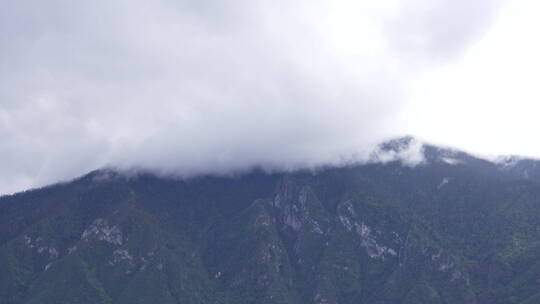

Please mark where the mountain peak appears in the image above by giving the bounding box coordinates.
[370,136,425,166]
[378,135,418,152]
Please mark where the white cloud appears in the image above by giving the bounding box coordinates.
[0,0,505,194]
[404,0,540,158]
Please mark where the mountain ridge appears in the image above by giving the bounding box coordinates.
[2,138,540,303]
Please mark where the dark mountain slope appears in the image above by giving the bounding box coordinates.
[2,140,540,303]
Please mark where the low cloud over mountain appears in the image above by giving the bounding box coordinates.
[0,0,503,194]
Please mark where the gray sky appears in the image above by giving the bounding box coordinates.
[2,0,536,195]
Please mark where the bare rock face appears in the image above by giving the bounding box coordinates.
[273,178,331,238]
[81,218,123,245]
[337,199,398,260]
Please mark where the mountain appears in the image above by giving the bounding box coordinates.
[2,138,540,304]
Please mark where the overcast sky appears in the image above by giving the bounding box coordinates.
[1,0,538,194]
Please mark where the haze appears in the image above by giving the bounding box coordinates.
[1,0,538,194]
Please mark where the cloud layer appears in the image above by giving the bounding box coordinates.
[0,0,502,194]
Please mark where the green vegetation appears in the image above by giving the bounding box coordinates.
[2,146,540,303]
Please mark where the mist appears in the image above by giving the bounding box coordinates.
[0,0,503,194]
